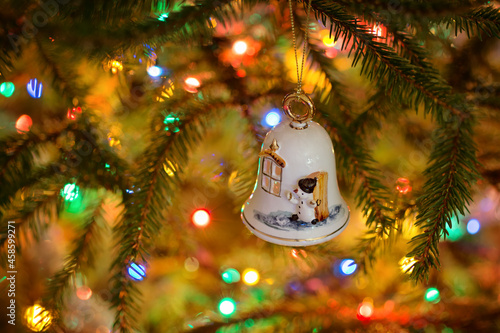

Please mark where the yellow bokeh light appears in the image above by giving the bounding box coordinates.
[163,160,177,177]
[322,36,336,47]
[109,60,123,74]
[25,304,52,332]
[399,256,417,274]
[242,268,260,285]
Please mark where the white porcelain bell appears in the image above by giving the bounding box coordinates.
[241,92,350,246]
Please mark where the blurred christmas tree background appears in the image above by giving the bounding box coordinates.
[1,0,500,332]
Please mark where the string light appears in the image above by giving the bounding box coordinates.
[158,13,169,21]
[322,36,336,47]
[396,178,412,194]
[27,78,43,98]
[61,183,80,202]
[357,300,374,321]
[399,256,417,274]
[0,82,15,97]
[466,219,480,235]
[67,106,82,120]
[264,109,281,127]
[184,77,201,93]
[218,298,237,316]
[109,60,123,74]
[147,66,163,77]
[127,262,146,281]
[242,268,260,285]
[443,216,465,241]
[76,286,92,300]
[221,268,240,284]
[339,259,357,276]
[16,115,33,133]
[424,288,440,303]
[233,40,248,55]
[192,209,211,227]
[25,304,52,332]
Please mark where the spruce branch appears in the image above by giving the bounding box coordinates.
[111,100,236,331]
[316,105,395,268]
[310,0,470,123]
[406,116,480,282]
[43,200,107,311]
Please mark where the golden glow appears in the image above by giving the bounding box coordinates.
[399,256,417,274]
[109,60,123,74]
[242,268,260,285]
[25,305,52,332]
[163,160,177,177]
[322,36,336,47]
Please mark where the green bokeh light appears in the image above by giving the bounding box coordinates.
[61,183,80,202]
[218,298,236,316]
[222,268,240,284]
[0,82,15,97]
[424,287,440,303]
[441,216,465,242]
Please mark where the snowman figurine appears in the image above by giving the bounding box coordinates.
[287,177,320,224]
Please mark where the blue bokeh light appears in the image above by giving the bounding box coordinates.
[466,219,480,235]
[340,259,357,276]
[264,109,281,127]
[27,78,43,98]
[147,66,163,77]
[127,262,146,281]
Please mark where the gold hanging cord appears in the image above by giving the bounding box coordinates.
[283,0,315,124]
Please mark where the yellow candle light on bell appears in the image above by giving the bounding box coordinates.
[25,304,52,332]
[242,268,260,285]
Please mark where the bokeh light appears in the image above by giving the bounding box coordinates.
[192,209,211,227]
[16,114,33,133]
[27,78,43,98]
[242,268,259,285]
[443,216,465,241]
[61,183,80,202]
[424,287,440,303]
[158,13,169,21]
[25,304,52,332]
[396,177,412,194]
[76,286,93,300]
[233,40,248,55]
[109,60,123,74]
[0,82,15,97]
[127,262,146,281]
[67,106,82,120]
[221,268,241,284]
[467,219,480,235]
[218,298,236,316]
[399,256,417,274]
[147,66,163,77]
[340,259,357,275]
[184,77,201,93]
[184,257,200,272]
[357,301,374,320]
[322,36,336,47]
[264,109,281,127]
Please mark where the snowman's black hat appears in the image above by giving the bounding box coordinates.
[298,178,317,194]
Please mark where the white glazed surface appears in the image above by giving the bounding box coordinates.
[241,120,349,246]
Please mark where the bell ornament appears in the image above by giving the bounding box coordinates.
[241,92,350,246]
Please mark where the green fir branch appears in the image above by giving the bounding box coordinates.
[311,0,469,123]
[406,116,480,282]
[316,104,395,268]
[43,200,107,311]
[111,99,236,332]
